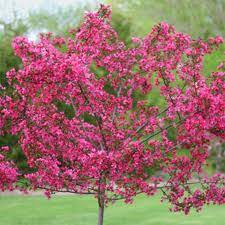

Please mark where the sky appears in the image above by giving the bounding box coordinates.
[0,0,98,21]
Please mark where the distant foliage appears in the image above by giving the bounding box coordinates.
[113,0,225,39]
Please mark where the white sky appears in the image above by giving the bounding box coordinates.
[0,0,98,21]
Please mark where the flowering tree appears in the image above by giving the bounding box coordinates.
[1,5,225,225]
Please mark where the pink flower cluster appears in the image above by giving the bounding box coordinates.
[1,5,225,213]
[0,147,17,191]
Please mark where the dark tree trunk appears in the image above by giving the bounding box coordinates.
[97,172,106,224]
[98,203,104,225]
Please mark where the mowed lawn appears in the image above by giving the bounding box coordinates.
[0,194,225,225]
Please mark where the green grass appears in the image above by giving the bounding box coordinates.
[0,194,225,225]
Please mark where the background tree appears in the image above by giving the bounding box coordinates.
[108,0,225,38]
[0,14,27,85]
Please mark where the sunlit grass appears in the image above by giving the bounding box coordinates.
[0,194,225,225]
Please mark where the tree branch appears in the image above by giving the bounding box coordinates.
[36,186,96,195]
[108,180,224,201]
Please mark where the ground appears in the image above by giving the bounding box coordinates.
[0,194,225,225]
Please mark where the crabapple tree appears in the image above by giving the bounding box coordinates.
[1,5,225,225]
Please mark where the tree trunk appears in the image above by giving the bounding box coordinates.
[98,203,104,225]
[97,175,105,225]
